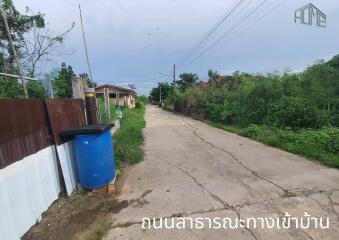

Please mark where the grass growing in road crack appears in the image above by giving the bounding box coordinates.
[114,107,146,170]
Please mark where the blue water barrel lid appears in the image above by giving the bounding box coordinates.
[60,124,114,139]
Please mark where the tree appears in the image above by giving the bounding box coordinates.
[22,16,75,77]
[149,82,173,102]
[208,69,219,81]
[0,1,45,73]
[0,76,23,98]
[52,62,75,98]
[177,73,199,91]
[137,95,148,103]
[0,1,75,99]
[26,80,45,98]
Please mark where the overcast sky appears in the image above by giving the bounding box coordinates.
[14,0,339,95]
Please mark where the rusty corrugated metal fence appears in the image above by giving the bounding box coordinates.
[0,99,86,169]
[45,99,86,145]
[0,100,50,169]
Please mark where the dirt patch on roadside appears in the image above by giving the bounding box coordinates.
[22,192,129,240]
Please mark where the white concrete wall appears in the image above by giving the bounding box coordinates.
[0,146,61,240]
[0,136,115,239]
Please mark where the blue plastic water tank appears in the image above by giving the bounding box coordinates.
[74,130,115,189]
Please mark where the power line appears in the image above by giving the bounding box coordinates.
[157,70,172,82]
[231,0,285,37]
[177,0,245,68]
[184,0,269,67]
[185,0,269,67]
[79,4,94,82]
[202,0,277,45]
[211,0,283,42]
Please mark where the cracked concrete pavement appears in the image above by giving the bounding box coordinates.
[104,106,339,240]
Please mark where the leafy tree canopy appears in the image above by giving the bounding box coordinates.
[177,73,199,91]
[0,76,24,98]
[26,80,45,98]
[149,82,173,102]
[208,69,219,81]
[0,0,45,73]
[52,62,75,98]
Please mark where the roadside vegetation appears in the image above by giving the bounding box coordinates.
[150,55,339,168]
[212,123,339,168]
[114,101,146,173]
[98,98,117,123]
[98,96,146,174]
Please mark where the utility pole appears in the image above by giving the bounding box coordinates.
[159,83,162,104]
[79,4,94,82]
[173,64,176,85]
[0,6,28,98]
[47,75,54,99]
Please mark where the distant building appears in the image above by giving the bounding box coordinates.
[95,84,136,108]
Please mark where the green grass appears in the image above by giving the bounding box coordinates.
[98,97,117,123]
[209,122,242,135]
[86,217,111,240]
[209,122,339,169]
[114,107,146,170]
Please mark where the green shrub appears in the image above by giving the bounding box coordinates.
[98,98,117,123]
[320,127,339,153]
[258,134,281,147]
[166,56,339,129]
[270,96,322,129]
[136,95,148,104]
[114,108,145,165]
[214,123,339,169]
[0,77,24,98]
[135,101,144,109]
[241,124,263,138]
[273,127,339,167]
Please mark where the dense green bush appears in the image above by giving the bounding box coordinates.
[135,101,144,109]
[243,125,339,168]
[161,55,339,168]
[114,108,145,166]
[170,56,339,129]
[241,124,263,138]
[0,77,24,98]
[136,95,148,104]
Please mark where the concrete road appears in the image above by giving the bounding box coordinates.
[104,106,339,240]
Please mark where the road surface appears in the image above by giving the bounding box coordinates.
[105,105,339,240]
